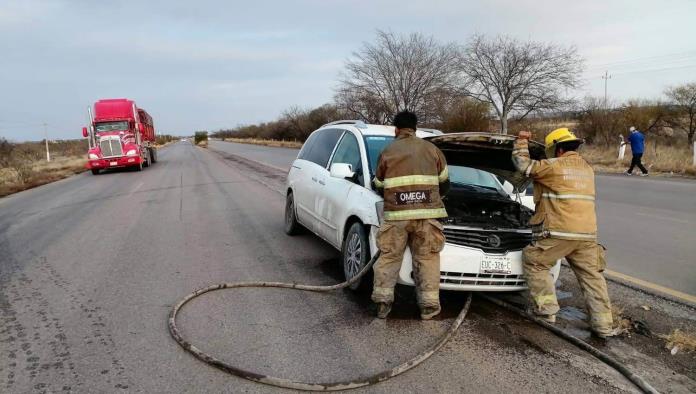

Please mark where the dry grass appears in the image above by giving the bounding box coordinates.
[196,140,208,148]
[582,144,696,177]
[221,137,303,149]
[661,329,696,354]
[0,156,87,197]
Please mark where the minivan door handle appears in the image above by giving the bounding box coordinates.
[318,180,325,186]
[311,177,317,182]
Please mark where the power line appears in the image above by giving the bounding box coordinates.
[585,50,696,70]
[587,63,696,79]
[586,57,696,73]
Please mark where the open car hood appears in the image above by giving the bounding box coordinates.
[424,132,546,191]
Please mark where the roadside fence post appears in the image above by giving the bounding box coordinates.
[693,140,696,166]
[618,135,626,161]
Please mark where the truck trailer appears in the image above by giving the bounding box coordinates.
[82,98,157,174]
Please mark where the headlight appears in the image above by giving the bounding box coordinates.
[88,153,99,160]
[126,149,137,156]
[375,201,384,225]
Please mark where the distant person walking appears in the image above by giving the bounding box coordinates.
[626,126,648,176]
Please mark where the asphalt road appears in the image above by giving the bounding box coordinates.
[0,141,643,393]
[208,140,696,296]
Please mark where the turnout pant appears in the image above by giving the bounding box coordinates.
[628,153,648,174]
[372,219,445,309]
[523,238,613,335]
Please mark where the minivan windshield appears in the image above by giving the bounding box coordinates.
[364,135,504,193]
[95,121,129,132]
[364,136,393,175]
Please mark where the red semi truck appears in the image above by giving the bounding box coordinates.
[82,98,157,175]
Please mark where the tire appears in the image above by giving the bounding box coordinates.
[91,169,100,175]
[342,222,373,291]
[150,148,157,164]
[284,192,303,235]
[143,150,150,168]
[135,160,143,171]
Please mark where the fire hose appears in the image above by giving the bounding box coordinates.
[168,251,658,393]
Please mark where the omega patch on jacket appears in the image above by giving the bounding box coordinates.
[394,190,432,205]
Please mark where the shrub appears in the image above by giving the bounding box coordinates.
[156,134,178,145]
[194,131,208,145]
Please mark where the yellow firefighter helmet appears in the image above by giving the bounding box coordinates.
[545,128,583,158]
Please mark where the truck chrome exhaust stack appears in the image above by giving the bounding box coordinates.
[132,102,141,146]
[87,105,96,148]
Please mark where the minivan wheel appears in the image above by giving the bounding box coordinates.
[284,192,302,235]
[342,222,372,291]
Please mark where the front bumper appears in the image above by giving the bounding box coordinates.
[86,156,142,169]
[368,226,561,292]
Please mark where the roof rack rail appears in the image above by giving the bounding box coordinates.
[321,120,368,129]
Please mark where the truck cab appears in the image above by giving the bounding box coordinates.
[83,98,157,174]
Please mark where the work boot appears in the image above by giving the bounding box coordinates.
[376,303,392,319]
[420,305,441,320]
[537,314,556,324]
[591,327,615,339]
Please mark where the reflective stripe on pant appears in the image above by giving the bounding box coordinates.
[372,219,445,309]
[522,238,613,333]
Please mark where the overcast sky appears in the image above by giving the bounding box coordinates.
[1,0,695,141]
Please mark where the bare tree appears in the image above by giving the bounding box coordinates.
[665,82,696,145]
[459,35,583,134]
[335,30,460,124]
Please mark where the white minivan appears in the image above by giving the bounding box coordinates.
[284,120,560,291]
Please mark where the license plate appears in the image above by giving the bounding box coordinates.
[110,161,117,166]
[480,255,512,274]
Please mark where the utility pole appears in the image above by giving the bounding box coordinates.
[43,122,51,162]
[602,70,611,109]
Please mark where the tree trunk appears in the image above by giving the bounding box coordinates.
[500,115,508,134]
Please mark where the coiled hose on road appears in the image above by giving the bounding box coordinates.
[168,251,657,393]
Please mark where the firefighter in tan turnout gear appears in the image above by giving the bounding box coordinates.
[513,128,614,338]
[372,111,450,320]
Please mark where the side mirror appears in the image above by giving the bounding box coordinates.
[329,163,355,179]
[82,127,89,138]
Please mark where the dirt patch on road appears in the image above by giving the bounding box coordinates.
[554,267,696,390]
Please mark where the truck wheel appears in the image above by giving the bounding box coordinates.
[135,160,143,171]
[342,222,373,291]
[150,148,157,164]
[284,192,303,235]
[91,169,100,175]
[143,150,150,168]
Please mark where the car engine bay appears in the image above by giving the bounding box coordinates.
[441,189,533,229]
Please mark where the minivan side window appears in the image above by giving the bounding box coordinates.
[330,133,363,185]
[297,132,318,161]
[303,129,343,167]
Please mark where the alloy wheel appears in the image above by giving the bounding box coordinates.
[345,232,362,279]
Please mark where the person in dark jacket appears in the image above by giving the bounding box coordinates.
[626,126,648,176]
